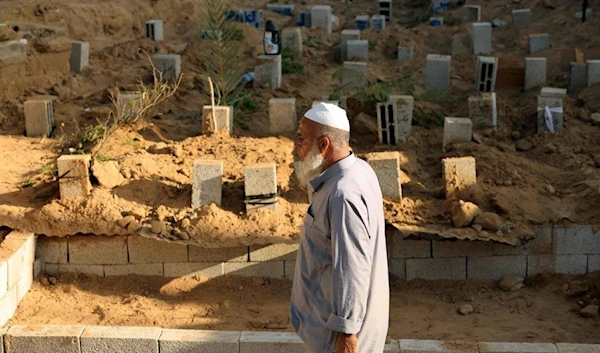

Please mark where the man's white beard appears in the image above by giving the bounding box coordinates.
[295,145,325,188]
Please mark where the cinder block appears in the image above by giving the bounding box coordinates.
[202,106,233,135]
[537,95,563,134]
[269,98,297,134]
[386,341,401,352]
[192,159,224,208]
[443,117,473,150]
[68,235,128,265]
[512,9,532,27]
[0,284,18,327]
[433,240,492,257]
[468,93,497,129]
[128,236,187,263]
[401,339,478,353]
[472,22,492,55]
[371,15,386,30]
[569,62,587,92]
[452,34,472,55]
[33,258,43,278]
[376,101,398,145]
[0,39,27,61]
[356,15,369,30]
[492,226,552,255]
[189,246,248,262]
[254,55,281,89]
[554,225,599,254]
[0,260,7,298]
[475,56,498,92]
[244,163,278,212]
[104,263,164,276]
[341,30,361,63]
[70,41,89,73]
[431,0,450,14]
[145,20,164,41]
[442,156,477,200]
[152,54,181,82]
[347,40,369,61]
[6,231,36,263]
[24,98,54,137]
[311,5,333,34]
[17,259,33,301]
[529,34,550,54]
[589,255,600,272]
[525,58,547,90]
[81,326,162,353]
[281,27,302,53]
[528,255,588,276]
[586,60,600,86]
[556,344,600,353]
[223,261,284,279]
[45,264,105,276]
[479,342,558,353]
[343,61,367,89]
[364,152,402,202]
[249,244,298,261]
[389,227,431,258]
[397,46,413,61]
[426,54,451,91]
[296,10,311,27]
[388,95,414,139]
[240,331,305,353]
[429,17,444,27]
[36,235,68,264]
[267,4,294,16]
[6,325,85,353]
[2,238,25,289]
[540,87,567,98]
[163,262,223,278]
[56,154,92,199]
[464,5,481,22]
[406,258,466,280]
[284,260,296,280]
[160,329,240,353]
[467,256,527,279]
[390,258,406,278]
[379,0,393,21]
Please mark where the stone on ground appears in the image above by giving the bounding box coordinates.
[473,212,502,231]
[580,304,599,318]
[499,274,524,291]
[117,215,136,228]
[92,161,125,189]
[353,112,378,134]
[459,304,474,315]
[451,200,482,227]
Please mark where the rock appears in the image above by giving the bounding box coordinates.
[180,218,191,229]
[546,184,556,194]
[472,224,483,232]
[178,231,190,240]
[568,280,590,296]
[590,113,600,126]
[511,131,521,140]
[474,212,503,231]
[126,220,141,233]
[92,161,125,189]
[459,304,474,316]
[40,277,50,286]
[353,113,378,135]
[148,142,170,154]
[542,0,556,9]
[117,215,136,228]
[580,305,599,318]
[561,284,569,292]
[516,139,533,152]
[499,274,524,291]
[491,18,507,27]
[48,276,57,285]
[173,228,182,237]
[332,15,340,31]
[168,144,183,158]
[451,200,482,228]
[503,180,513,186]
[150,220,165,234]
[543,143,557,154]
[472,133,483,144]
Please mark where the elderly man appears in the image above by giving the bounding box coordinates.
[291,103,389,353]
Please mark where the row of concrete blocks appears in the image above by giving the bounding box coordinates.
[1,325,598,353]
[0,232,37,327]
[452,27,550,56]
[568,60,600,91]
[355,15,386,31]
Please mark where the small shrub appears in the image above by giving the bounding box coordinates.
[281,48,304,74]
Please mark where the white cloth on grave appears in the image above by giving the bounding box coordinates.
[537,106,563,133]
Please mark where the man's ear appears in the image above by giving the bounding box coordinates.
[318,136,331,154]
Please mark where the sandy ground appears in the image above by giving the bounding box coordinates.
[8,272,600,343]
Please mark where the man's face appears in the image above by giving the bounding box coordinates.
[294,118,325,187]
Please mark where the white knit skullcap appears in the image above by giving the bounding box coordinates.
[304,102,350,132]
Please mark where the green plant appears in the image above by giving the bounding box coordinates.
[330,67,391,109]
[305,37,322,49]
[22,178,36,188]
[392,73,417,96]
[37,164,54,176]
[417,90,457,104]
[238,92,259,113]
[96,154,116,162]
[281,48,304,74]
[81,123,106,143]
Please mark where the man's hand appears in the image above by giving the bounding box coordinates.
[334,333,358,353]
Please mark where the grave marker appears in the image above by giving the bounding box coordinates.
[468,93,497,129]
[512,9,532,27]
[341,30,361,63]
[245,163,278,212]
[568,62,587,91]
[389,95,414,139]
[254,55,281,89]
[398,46,413,61]
[379,0,392,21]
[432,0,450,15]
[537,95,563,134]
[442,156,477,199]
[472,22,492,55]
[376,101,397,145]
[529,34,550,54]
[24,98,54,137]
[57,155,92,199]
[525,57,547,90]
[269,98,297,134]
[429,17,444,27]
[343,61,367,89]
[116,92,141,118]
[365,152,402,202]
[452,34,472,55]
[347,40,369,61]
[297,10,312,27]
[464,5,481,22]
[266,4,294,16]
[145,20,164,41]
[152,54,181,82]
[586,60,600,86]
[426,54,451,91]
[201,106,233,135]
[311,5,333,34]
[475,56,498,92]
[70,41,89,73]
[282,28,302,53]
[192,159,223,208]
[540,87,567,98]
[371,15,386,30]
[443,117,473,150]
[356,15,369,30]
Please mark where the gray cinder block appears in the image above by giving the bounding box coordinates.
[475,56,498,92]
[56,154,92,199]
[554,225,600,255]
[467,255,527,279]
[81,326,162,353]
[479,342,558,353]
[472,22,492,55]
[406,258,467,280]
[342,61,367,89]
[464,5,481,22]
[127,236,188,264]
[152,54,181,81]
[528,34,550,54]
[310,5,333,34]
[527,255,588,276]
[379,0,393,21]
[586,59,600,86]
[397,46,413,61]
[468,93,497,129]
[346,39,369,61]
[24,98,54,137]
[540,87,567,98]
[569,62,587,92]
[244,163,278,212]
[202,105,233,135]
[364,152,402,202]
[371,15,386,30]
[240,331,306,353]
[192,159,224,208]
[160,329,240,353]
[269,98,297,134]
[442,156,476,199]
[401,340,478,353]
[443,117,472,150]
[145,20,164,41]
[70,41,89,73]
[341,29,360,63]
[389,95,414,138]
[556,344,600,353]
[525,57,547,90]
[512,9,532,27]
[425,54,451,91]
[6,325,85,353]
[281,27,302,53]
[68,235,127,265]
[254,55,281,89]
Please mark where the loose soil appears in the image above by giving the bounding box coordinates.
[8,272,600,343]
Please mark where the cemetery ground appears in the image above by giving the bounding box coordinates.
[0,0,599,345]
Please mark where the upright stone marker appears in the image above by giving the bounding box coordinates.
[145,20,164,41]
[376,101,398,145]
[464,5,481,22]
[282,28,302,53]
[468,93,497,129]
[443,117,473,150]
[472,22,492,55]
[70,41,89,73]
[389,95,414,139]
[512,9,532,27]
[365,152,402,202]
[24,98,54,138]
[355,15,369,30]
[569,62,587,91]
[269,98,297,134]
[397,46,413,61]
[152,54,181,81]
[311,5,333,34]
[452,34,472,55]
[267,4,294,16]
[201,106,233,135]
[371,15,386,30]
[379,0,392,21]
[245,163,278,212]
[346,40,369,61]
[475,56,498,92]
[426,54,451,91]
[529,34,550,54]
[192,159,223,208]
[586,60,600,86]
[525,57,547,90]
[429,17,444,27]
[57,155,92,199]
[116,92,140,118]
[442,156,477,199]
[296,10,312,27]
[537,95,563,133]
[343,61,367,89]
[432,0,450,14]
[254,55,281,89]
[540,87,567,98]
[341,30,361,63]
